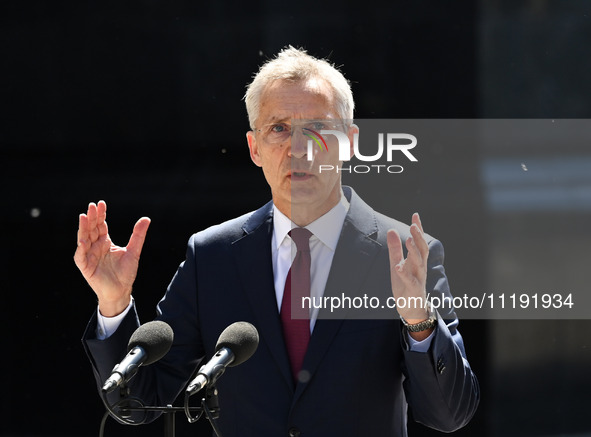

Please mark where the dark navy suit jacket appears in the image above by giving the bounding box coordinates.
[83,186,479,436]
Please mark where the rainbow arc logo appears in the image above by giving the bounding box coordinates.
[303,127,328,152]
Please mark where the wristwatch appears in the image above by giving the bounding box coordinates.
[400,303,437,332]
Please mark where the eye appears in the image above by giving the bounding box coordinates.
[312,122,326,130]
[270,123,289,134]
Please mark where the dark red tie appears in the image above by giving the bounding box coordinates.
[281,227,312,382]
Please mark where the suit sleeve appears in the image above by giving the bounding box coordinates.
[401,238,480,432]
[81,234,205,422]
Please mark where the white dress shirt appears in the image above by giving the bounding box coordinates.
[271,194,350,332]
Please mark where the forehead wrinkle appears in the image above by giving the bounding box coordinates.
[259,100,336,123]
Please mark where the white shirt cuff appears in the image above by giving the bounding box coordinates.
[406,329,434,353]
[96,298,134,340]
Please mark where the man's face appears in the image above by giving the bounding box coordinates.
[246,78,355,225]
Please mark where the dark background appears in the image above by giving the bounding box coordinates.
[2,0,591,436]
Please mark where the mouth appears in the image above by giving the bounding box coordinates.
[290,170,313,181]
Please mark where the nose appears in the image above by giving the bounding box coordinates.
[289,127,308,159]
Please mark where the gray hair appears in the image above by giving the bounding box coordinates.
[244,46,354,130]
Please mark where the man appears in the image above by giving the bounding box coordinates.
[76,47,479,436]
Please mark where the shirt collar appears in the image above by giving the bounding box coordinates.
[272,192,350,251]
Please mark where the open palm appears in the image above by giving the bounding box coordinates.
[74,201,150,317]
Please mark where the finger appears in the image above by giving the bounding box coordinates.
[412,212,424,234]
[87,202,96,222]
[405,236,425,271]
[410,223,429,261]
[87,202,99,242]
[127,217,151,259]
[74,216,90,270]
[77,213,88,245]
[387,229,404,268]
[96,200,107,228]
[97,200,107,219]
[97,200,108,235]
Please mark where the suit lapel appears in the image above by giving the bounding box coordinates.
[294,188,382,402]
[231,202,294,389]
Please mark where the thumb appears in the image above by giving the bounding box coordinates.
[127,217,151,259]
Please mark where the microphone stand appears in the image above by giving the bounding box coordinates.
[100,384,223,437]
[119,405,211,437]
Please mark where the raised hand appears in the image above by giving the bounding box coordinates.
[74,201,151,317]
[387,213,431,337]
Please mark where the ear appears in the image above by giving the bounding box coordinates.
[346,124,359,160]
[246,131,263,167]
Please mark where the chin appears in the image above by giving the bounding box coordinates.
[290,185,319,203]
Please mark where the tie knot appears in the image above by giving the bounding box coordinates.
[289,227,312,252]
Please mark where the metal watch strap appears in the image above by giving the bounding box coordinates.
[400,304,437,332]
[401,315,437,332]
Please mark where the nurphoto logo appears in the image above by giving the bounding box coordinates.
[305,121,418,174]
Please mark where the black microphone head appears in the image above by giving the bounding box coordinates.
[216,321,259,367]
[128,320,174,365]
